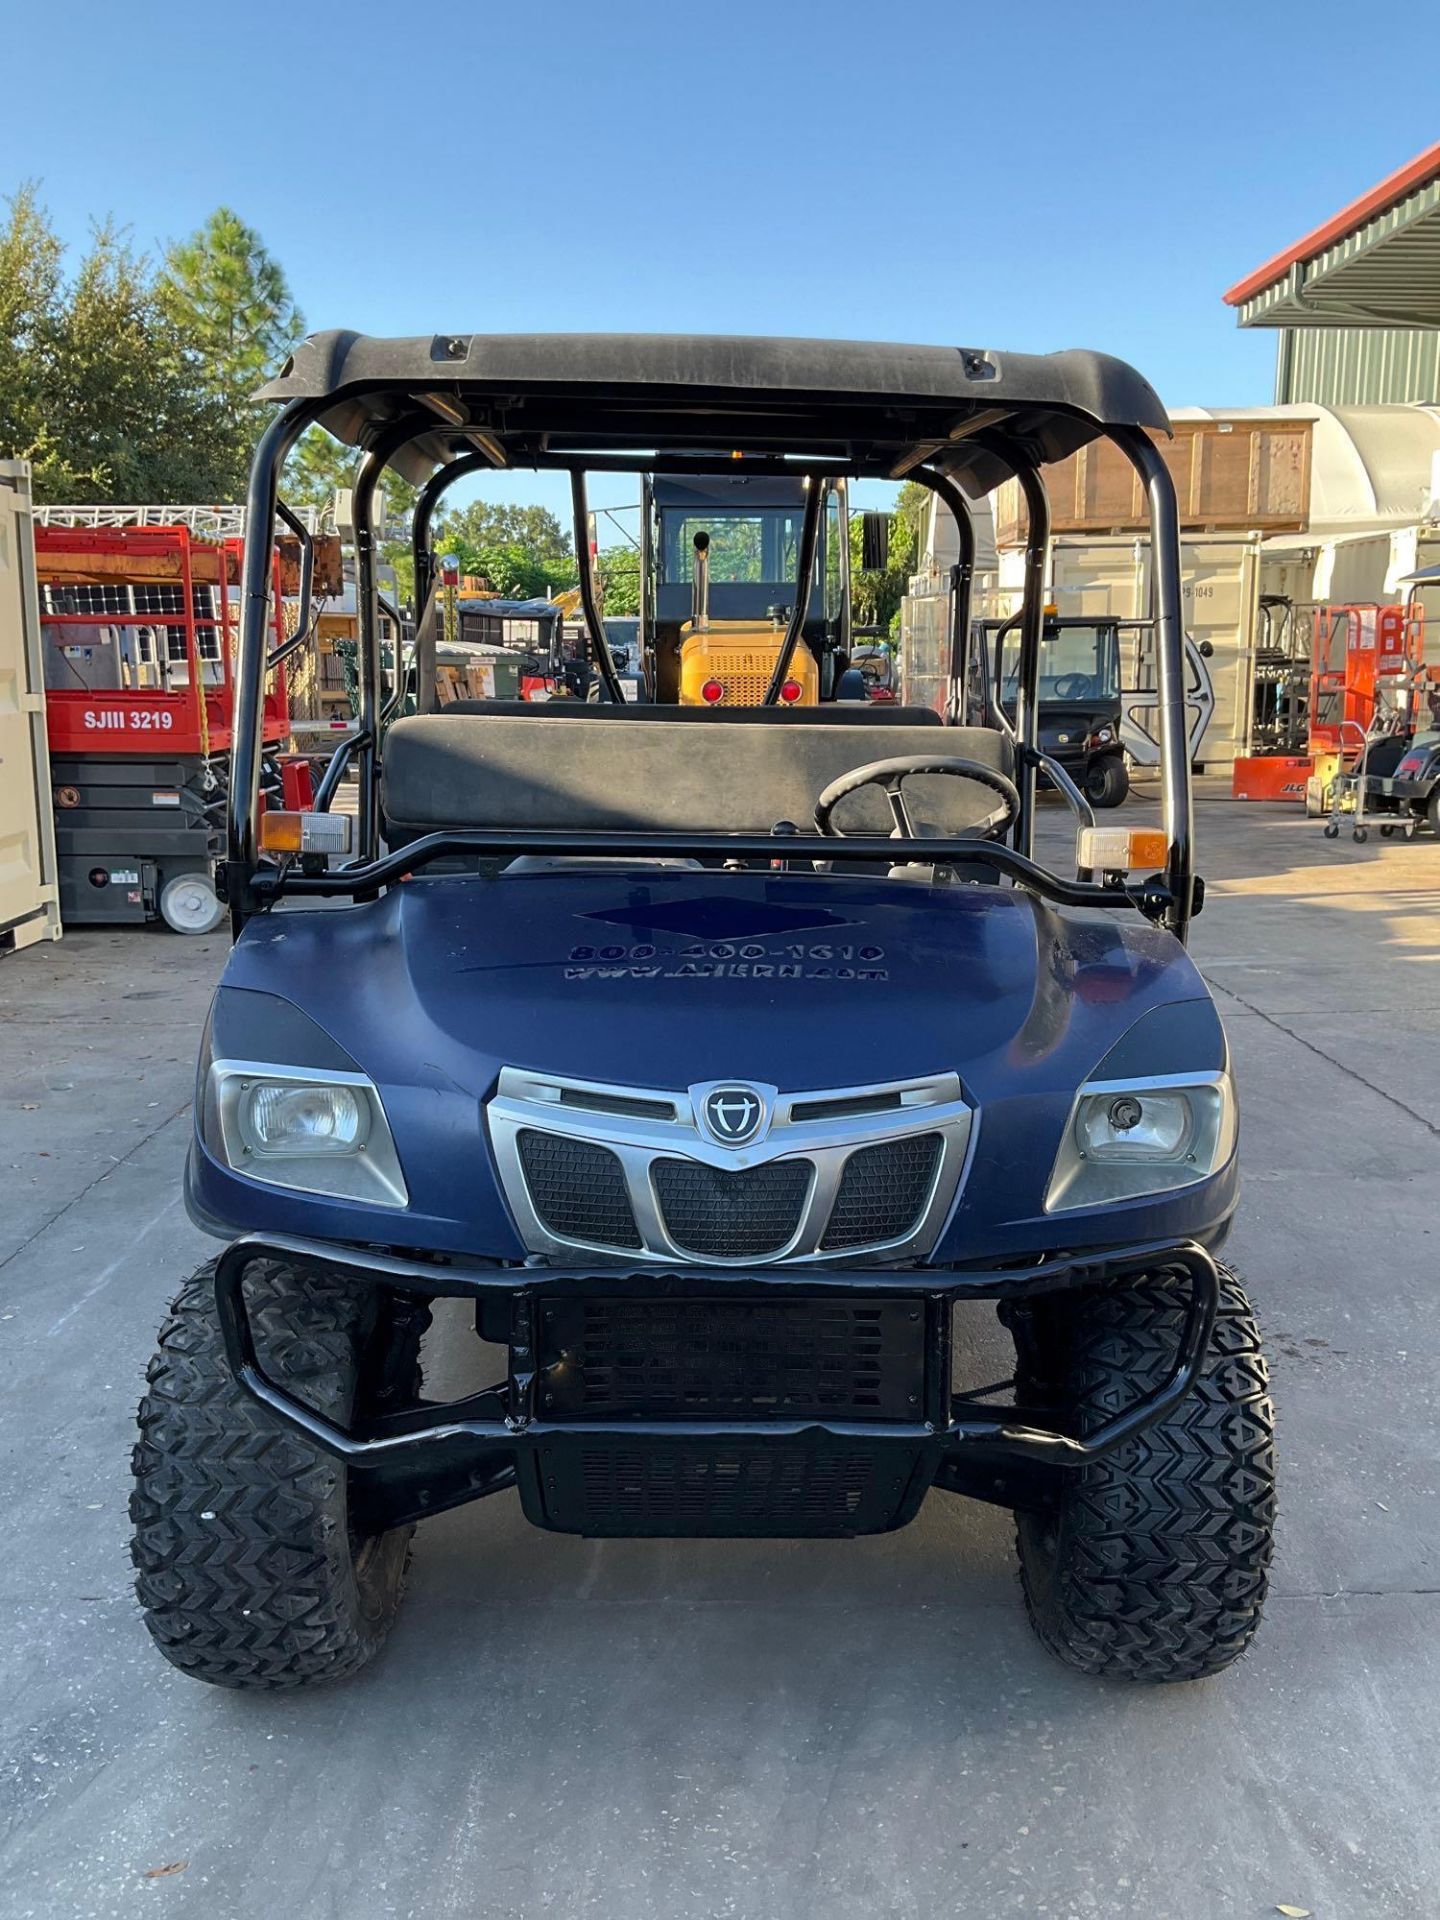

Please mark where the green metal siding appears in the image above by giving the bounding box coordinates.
[1277,326,1440,405]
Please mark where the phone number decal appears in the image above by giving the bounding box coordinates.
[564,942,888,982]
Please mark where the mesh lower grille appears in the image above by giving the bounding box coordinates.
[715,671,772,705]
[540,1294,922,1421]
[516,1129,641,1250]
[652,1157,812,1256]
[534,1442,920,1536]
[821,1133,944,1251]
[701,648,797,707]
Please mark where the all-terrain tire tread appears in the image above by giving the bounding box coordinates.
[1013,1264,1276,1683]
[130,1259,421,1691]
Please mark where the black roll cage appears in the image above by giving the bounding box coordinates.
[228,377,1194,943]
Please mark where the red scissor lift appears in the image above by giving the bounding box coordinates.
[1308,602,1429,755]
[39,524,294,931]
[1305,601,1437,833]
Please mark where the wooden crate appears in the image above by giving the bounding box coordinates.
[994,419,1312,545]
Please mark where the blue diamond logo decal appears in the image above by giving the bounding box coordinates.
[580,895,852,940]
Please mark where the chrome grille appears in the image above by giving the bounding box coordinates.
[491,1068,972,1265]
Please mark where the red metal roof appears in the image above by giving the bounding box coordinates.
[1222,140,1440,307]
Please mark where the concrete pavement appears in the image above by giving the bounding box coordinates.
[1,794,1436,1919]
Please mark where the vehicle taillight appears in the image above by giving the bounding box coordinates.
[1397,754,1424,777]
[701,679,725,704]
[779,679,803,704]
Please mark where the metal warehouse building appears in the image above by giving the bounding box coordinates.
[1224,140,1440,405]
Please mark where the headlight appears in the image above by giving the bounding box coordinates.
[242,1082,365,1156]
[1045,1072,1235,1212]
[1085,725,1115,749]
[1077,1090,1191,1160]
[203,1062,408,1206]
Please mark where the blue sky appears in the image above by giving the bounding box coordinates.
[3,0,1432,526]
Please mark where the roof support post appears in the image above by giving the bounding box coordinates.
[835,477,853,663]
[1113,426,1195,941]
[761,477,826,704]
[570,469,628,704]
[350,446,387,864]
[909,468,977,723]
[349,417,432,859]
[410,475,443,667]
[1010,464,1051,858]
[227,398,323,935]
[412,450,501,714]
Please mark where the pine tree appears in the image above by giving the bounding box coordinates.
[287,428,358,513]
[156,207,304,472]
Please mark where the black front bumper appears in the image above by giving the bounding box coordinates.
[215,1235,1219,1539]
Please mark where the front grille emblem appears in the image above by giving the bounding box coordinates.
[698,1084,767,1148]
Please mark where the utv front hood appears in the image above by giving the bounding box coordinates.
[223,869,1195,1092]
[197,868,1230,1259]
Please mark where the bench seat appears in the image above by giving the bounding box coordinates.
[383,712,1013,841]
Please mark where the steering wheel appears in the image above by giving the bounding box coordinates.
[1050,673,1095,700]
[814,754,1021,841]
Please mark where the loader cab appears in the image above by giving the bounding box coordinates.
[642,474,850,703]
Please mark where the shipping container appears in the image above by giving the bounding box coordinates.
[0,462,62,951]
[980,535,1261,764]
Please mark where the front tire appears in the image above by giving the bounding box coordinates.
[1005,1267,1275,1682]
[1084,755,1129,808]
[131,1260,427,1689]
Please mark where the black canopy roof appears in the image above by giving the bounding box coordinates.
[258,332,1170,494]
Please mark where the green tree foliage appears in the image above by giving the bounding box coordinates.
[849,481,924,634]
[597,545,641,615]
[281,426,422,604]
[441,500,572,558]
[286,429,419,527]
[428,500,574,599]
[154,207,303,499]
[156,207,303,461]
[0,184,62,477]
[0,188,241,501]
[435,535,578,601]
[286,428,357,513]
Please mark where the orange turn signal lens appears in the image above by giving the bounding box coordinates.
[259,810,353,857]
[1077,826,1168,872]
[259,810,305,853]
